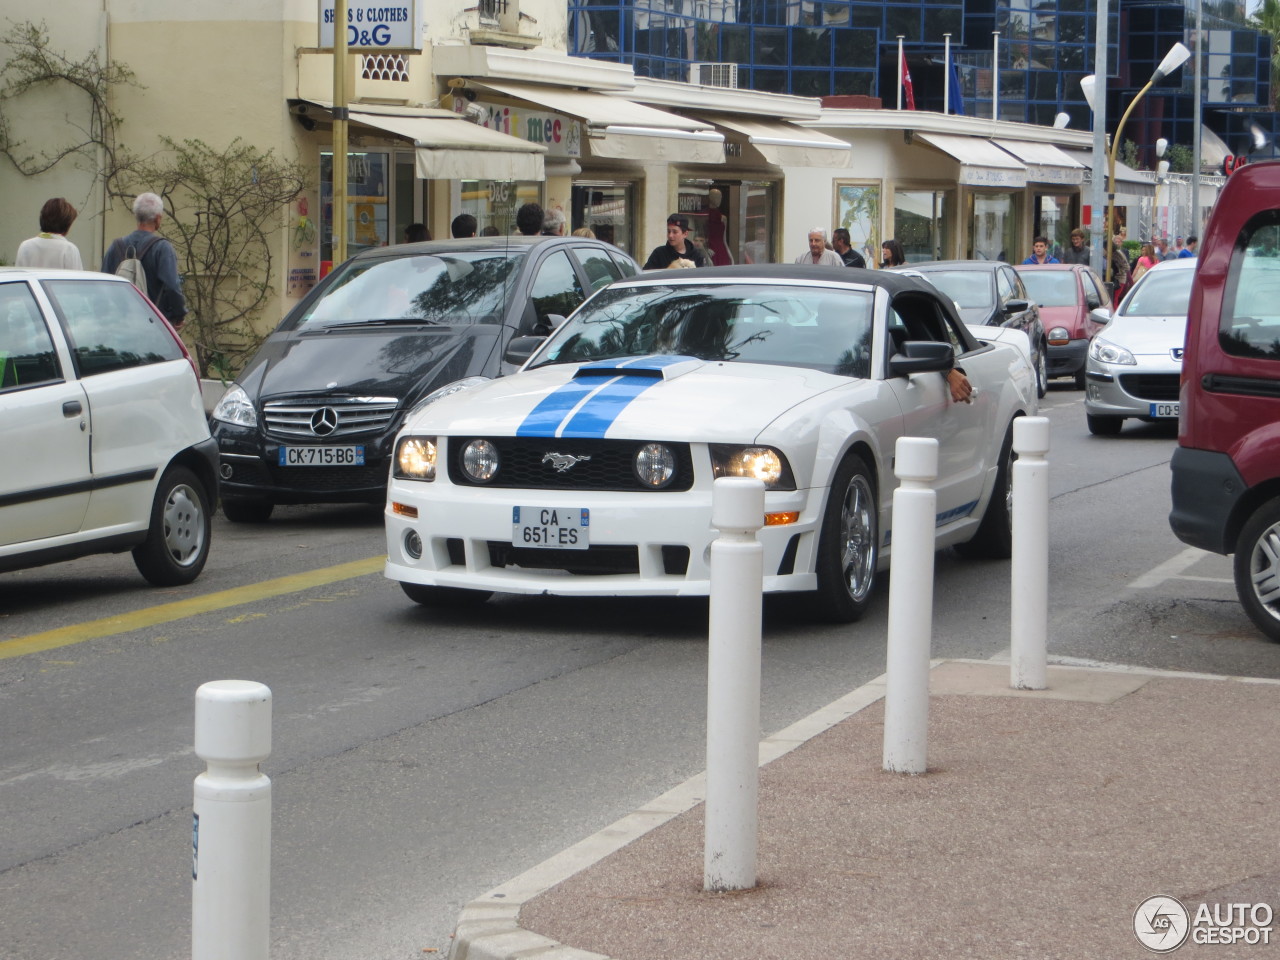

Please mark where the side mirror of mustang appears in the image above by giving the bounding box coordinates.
[505,336,546,365]
[888,340,956,377]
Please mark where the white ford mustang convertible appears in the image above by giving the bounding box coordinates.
[384,265,1038,622]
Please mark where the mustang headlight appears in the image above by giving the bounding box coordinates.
[461,439,500,483]
[395,436,437,480]
[212,385,257,428]
[709,445,796,490]
[1047,326,1070,345]
[634,443,676,489]
[1089,337,1136,366]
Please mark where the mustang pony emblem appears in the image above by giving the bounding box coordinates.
[542,452,592,473]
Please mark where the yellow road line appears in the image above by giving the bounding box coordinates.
[0,556,386,661]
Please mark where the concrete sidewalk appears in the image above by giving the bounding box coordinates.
[447,660,1280,959]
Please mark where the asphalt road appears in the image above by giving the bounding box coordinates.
[3,385,1278,959]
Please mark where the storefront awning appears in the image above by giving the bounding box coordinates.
[1062,149,1156,199]
[349,110,546,181]
[991,139,1084,186]
[692,114,850,168]
[470,80,724,164]
[916,132,1027,188]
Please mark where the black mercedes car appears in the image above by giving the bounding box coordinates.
[210,236,639,521]
[894,259,1048,398]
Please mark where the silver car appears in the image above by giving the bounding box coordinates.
[1084,258,1195,435]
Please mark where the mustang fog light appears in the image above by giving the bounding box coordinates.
[395,437,437,480]
[634,443,676,488]
[403,529,423,560]
[710,445,795,489]
[461,439,500,482]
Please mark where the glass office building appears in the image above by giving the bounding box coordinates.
[569,0,1276,167]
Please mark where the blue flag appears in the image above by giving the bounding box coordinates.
[948,61,965,116]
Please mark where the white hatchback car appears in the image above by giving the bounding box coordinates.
[0,268,218,584]
[1084,257,1195,435]
[384,265,1038,623]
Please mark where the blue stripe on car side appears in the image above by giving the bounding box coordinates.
[516,376,614,437]
[560,374,663,437]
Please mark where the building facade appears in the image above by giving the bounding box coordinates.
[568,0,1277,171]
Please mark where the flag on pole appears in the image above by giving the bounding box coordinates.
[948,61,965,116]
[901,54,916,110]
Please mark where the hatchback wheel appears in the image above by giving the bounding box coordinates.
[1234,498,1280,642]
[133,466,211,586]
[811,453,878,623]
[1035,342,1048,398]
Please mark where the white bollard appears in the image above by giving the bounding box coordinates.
[704,476,765,893]
[1011,416,1050,690]
[193,680,272,960]
[883,437,939,775]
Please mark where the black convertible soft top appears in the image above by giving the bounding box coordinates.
[633,262,936,297]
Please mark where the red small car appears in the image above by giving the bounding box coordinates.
[1014,262,1112,388]
[1170,159,1280,639]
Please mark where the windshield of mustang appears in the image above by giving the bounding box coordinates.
[533,283,874,377]
[298,252,524,327]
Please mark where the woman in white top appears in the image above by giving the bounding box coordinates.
[15,198,83,269]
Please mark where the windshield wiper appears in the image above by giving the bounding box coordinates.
[314,318,444,329]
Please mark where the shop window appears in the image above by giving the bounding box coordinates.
[572,182,635,257]
[894,189,949,262]
[837,183,881,267]
[321,151,389,266]
[968,192,1020,262]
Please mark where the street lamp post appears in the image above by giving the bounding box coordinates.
[1152,138,1169,240]
[1099,43,1191,286]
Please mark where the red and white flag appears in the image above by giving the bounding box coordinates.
[901,56,916,111]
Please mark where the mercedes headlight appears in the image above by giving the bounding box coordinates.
[395,436,437,480]
[1089,337,1136,366]
[709,445,796,490]
[212,385,257,427]
[406,377,490,418]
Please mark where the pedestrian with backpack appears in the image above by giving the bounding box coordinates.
[101,192,187,329]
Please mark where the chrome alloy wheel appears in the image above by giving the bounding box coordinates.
[1247,519,1280,625]
[838,472,877,603]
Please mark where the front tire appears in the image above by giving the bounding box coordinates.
[955,423,1015,559]
[810,453,878,623]
[1035,342,1048,398]
[1086,413,1123,436]
[1233,498,1280,642]
[400,582,493,607]
[133,466,211,586]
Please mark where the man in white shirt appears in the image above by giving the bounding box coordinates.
[794,227,844,266]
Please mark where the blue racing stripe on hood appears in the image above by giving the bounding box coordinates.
[516,376,612,437]
[560,375,662,437]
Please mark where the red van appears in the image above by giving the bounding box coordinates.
[1170,160,1280,640]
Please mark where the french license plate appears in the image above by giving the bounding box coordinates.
[1149,402,1179,418]
[513,506,589,550]
[278,445,365,466]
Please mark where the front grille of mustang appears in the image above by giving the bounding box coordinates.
[1118,374,1181,402]
[448,437,695,491]
[263,397,399,439]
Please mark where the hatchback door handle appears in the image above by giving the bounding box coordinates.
[63,400,82,417]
